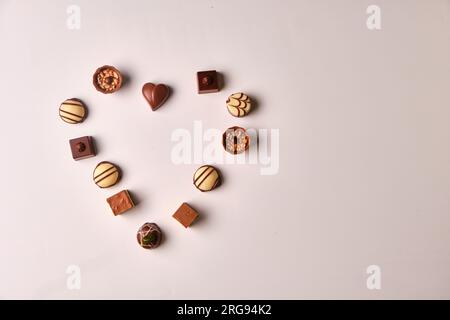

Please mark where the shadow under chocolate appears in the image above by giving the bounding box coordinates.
[217,71,226,91]
[127,189,141,207]
[187,202,208,228]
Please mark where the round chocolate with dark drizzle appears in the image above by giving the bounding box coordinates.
[59,98,87,124]
[137,223,162,249]
[222,126,250,154]
[193,165,221,192]
[93,161,121,188]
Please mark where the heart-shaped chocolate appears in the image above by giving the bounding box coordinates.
[142,83,170,111]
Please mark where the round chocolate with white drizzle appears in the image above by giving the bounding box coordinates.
[137,223,162,249]
[226,92,251,117]
[193,165,221,192]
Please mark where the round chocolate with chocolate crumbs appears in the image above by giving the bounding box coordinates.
[93,65,123,94]
[137,223,162,249]
[222,126,250,154]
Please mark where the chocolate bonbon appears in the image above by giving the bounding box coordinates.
[93,65,123,94]
[93,161,121,188]
[223,126,250,154]
[137,223,162,249]
[69,136,96,160]
[107,189,135,215]
[193,165,221,192]
[197,70,219,94]
[226,92,251,117]
[142,83,170,111]
[59,98,87,124]
[172,203,199,228]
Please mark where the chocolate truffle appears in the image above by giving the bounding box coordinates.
[172,203,199,228]
[226,92,252,117]
[59,98,87,124]
[69,136,96,160]
[142,83,170,111]
[193,165,221,192]
[93,65,123,94]
[107,189,135,216]
[137,223,162,249]
[93,161,121,188]
[197,70,219,94]
[223,126,250,154]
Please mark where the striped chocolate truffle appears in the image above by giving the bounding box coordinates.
[59,98,87,124]
[93,161,121,188]
[226,92,251,117]
[193,165,221,192]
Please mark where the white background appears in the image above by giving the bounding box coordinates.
[1,0,450,299]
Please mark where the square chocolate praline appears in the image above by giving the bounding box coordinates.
[107,190,135,216]
[69,136,96,160]
[172,203,199,228]
[197,70,219,94]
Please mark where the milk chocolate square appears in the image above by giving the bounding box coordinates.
[197,70,219,94]
[107,190,135,216]
[172,202,199,228]
[69,136,96,160]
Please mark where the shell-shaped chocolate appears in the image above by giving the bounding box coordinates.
[59,98,87,124]
[193,165,221,192]
[226,92,251,117]
[137,223,162,249]
[93,161,121,188]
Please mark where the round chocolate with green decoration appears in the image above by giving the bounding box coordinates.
[137,223,162,249]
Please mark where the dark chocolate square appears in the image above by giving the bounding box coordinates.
[172,202,199,228]
[107,190,135,216]
[69,136,96,160]
[197,70,219,94]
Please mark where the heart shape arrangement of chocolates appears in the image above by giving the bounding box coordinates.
[59,66,254,250]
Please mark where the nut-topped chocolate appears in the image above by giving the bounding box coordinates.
[223,126,250,154]
[93,65,123,94]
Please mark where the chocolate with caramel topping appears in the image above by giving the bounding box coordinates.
[93,65,123,94]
